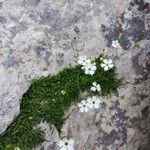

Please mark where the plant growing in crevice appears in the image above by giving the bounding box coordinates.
[0,41,121,149]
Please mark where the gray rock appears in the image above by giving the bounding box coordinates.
[0,0,149,150]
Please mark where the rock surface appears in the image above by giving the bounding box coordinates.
[0,0,149,150]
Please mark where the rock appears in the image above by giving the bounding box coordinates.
[0,0,149,150]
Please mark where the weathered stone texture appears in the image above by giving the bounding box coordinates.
[0,0,149,149]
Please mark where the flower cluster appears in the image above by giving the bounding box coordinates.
[78,96,102,113]
[78,100,89,112]
[100,58,114,71]
[58,55,114,150]
[78,56,97,75]
[90,82,101,92]
[83,63,97,75]
[112,40,120,48]
[58,138,75,150]
[77,56,91,66]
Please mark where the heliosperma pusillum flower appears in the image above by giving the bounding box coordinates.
[58,138,75,150]
[90,82,101,92]
[78,96,102,113]
[83,63,97,75]
[86,96,102,109]
[112,40,120,48]
[77,56,91,66]
[100,59,114,71]
[77,56,97,75]
[78,100,89,113]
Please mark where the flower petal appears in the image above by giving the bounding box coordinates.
[94,103,99,109]
[69,139,75,145]
[108,64,114,68]
[104,66,109,71]
[91,86,96,91]
[96,85,101,91]
[78,103,82,108]
[92,82,97,86]
[58,140,65,147]
[79,107,84,112]
[60,147,66,150]
[108,59,113,64]
[67,146,74,150]
[101,63,106,68]
[81,100,86,105]
[77,60,82,64]
[86,102,93,109]
[103,59,108,64]
[86,58,91,64]
[90,70,95,75]
[84,107,89,112]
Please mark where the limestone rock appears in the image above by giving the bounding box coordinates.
[0,0,149,150]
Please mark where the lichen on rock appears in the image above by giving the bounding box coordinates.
[0,0,149,149]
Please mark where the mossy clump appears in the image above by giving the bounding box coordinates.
[0,55,120,149]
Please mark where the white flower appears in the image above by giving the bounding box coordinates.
[77,56,91,66]
[90,82,101,92]
[86,96,102,109]
[58,138,75,150]
[14,147,21,150]
[100,59,114,71]
[77,55,97,75]
[83,63,97,75]
[112,40,120,48]
[78,100,89,113]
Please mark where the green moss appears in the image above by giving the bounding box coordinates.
[0,55,120,149]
